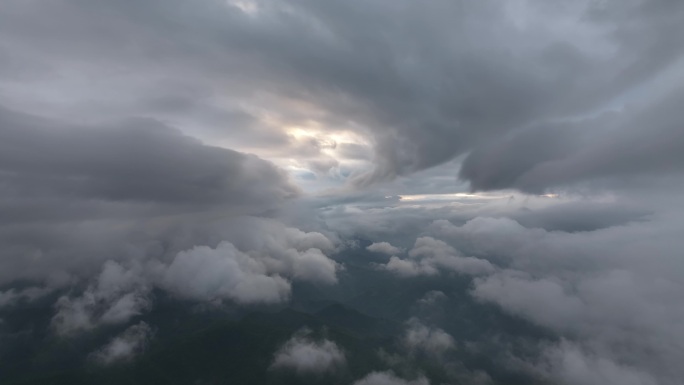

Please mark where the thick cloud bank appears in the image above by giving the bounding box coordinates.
[1,0,682,189]
[0,105,301,287]
[0,106,297,207]
[459,88,684,192]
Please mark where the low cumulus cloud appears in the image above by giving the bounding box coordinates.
[402,318,455,358]
[50,222,339,334]
[159,229,339,304]
[367,242,403,256]
[424,215,684,385]
[329,187,680,383]
[52,261,151,335]
[160,242,292,304]
[90,321,154,365]
[320,193,684,385]
[270,329,346,375]
[380,236,494,277]
[353,371,429,385]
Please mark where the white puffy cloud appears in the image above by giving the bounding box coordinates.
[379,236,494,277]
[160,241,291,304]
[402,318,455,358]
[159,222,340,303]
[204,218,340,285]
[367,242,403,255]
[270,329,346,374]
[48,221,340,333]
[353,371,429,385]
[90,321,153,365]
[51,261,151,335]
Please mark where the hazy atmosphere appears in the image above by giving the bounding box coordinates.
[1,1,683,384]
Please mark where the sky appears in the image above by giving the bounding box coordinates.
[1,1,684,384]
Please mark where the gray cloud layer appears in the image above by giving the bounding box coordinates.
[1,0,682,190]
[459,88,684,193]
[0,106,297,208]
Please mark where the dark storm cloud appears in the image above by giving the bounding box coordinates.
[0,105,297,208]
[460,88,684,193]
[2,0,682,188]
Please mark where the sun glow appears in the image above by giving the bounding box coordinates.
[398,193,510,202]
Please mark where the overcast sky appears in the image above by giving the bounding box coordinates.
[1,1,683,384]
